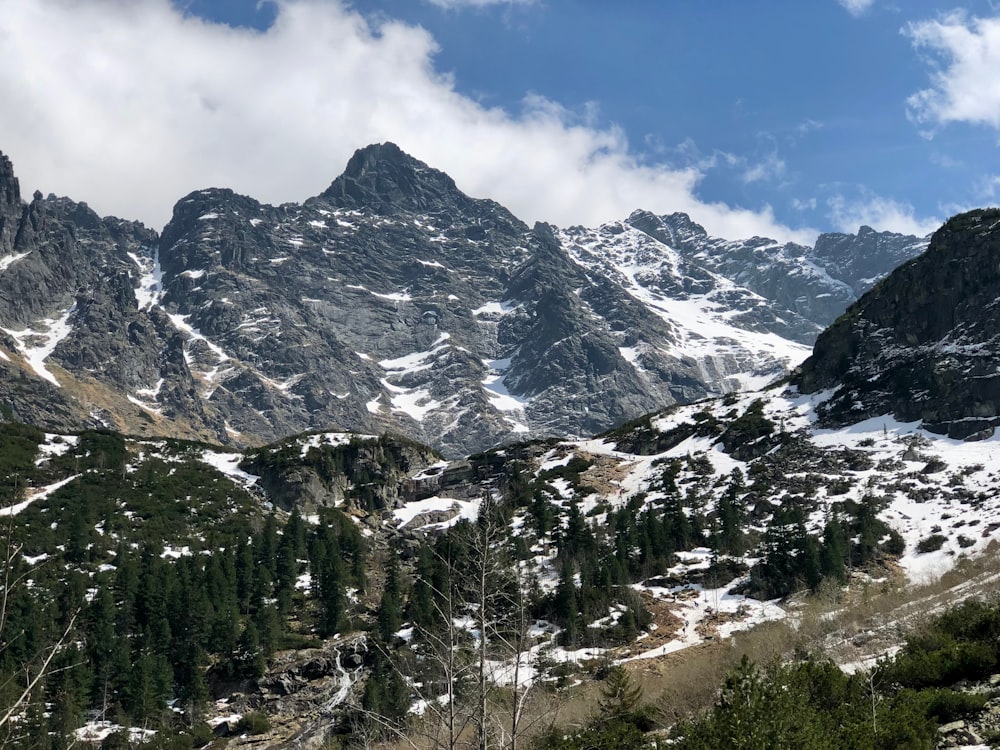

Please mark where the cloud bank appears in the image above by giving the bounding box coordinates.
[0,0,817,243]
[906,12,1000,132]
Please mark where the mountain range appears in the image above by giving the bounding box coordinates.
[0,143,927,456]
[8,141,1000,747]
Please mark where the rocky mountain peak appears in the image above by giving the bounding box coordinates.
[794,208,1000,438]
[0,152,20,210]
[625,210,709,249]
[319,142,470,215]
[0,153,25,256]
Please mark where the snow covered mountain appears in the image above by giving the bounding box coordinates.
[630,210,929,330]
[0,144,926,456]
[4,207,1000,743]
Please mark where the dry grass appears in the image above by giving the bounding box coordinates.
[527,545,1000,736]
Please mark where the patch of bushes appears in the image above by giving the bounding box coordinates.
[917,534,947,553]
[236,712,271,735]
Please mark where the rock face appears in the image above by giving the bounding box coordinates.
[0,144,929,456]
[0,155,200,435]
[794,209,1000,439]
[241,432,441,514]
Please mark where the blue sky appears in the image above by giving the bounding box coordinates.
[1,0,999,242]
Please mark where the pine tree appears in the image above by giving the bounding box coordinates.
[274,539,298,614]
[176,643,209,724]
[717,470,746,556]
[234,621,266,680]
[597,665,643,721]
[407,546,436,630]
[249,602,280,658]
[820,516,849,582]
[376,552,403,643]
[235,537,255,614]
[312,528,344,637]
[555,560,579,646]
[85,586,118,709]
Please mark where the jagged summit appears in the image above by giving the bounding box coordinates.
[0,153,23,257]
[319,142,477,215]
[0,152,20,209]
[794,208,1000,438]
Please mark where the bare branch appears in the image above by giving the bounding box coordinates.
[0,610,79,730]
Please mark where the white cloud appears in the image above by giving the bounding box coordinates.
[929,152,964,169]
[667,139,787,188]
[0,0,814,244]
[838,0,875,18]
[906,12,1000,132]
[740,152,786,185]
[973,174,1000,203]
[827,191,940,236]
[794,119,824,135]
[425,0,537,8]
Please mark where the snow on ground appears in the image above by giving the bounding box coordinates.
[378,333,452,373]
[630,577,786,662]
[410,460,451,480]
[34,433,79,465]
[618,344,650,375]
[1,305,76,386]
[840,646,903,675]
[417,258,449,270]
[295,432,377,456]
[393,495,483,532]
[560,224,810,391]
[492,380,1000,673]
[0,473,81,516]
[136,379,165,400]
[345,283,413,302]
[258,372,307,395]
[129,378,166,415]
[472,300,516,316]
[127,394,164,416]
[128,249,163,311]
[167,313,231,365]
[804,410,1000,581]
[198,450,260,489]
[0,250,30,273]
[537,451,574,473]
[372,334,457,422]
[481,357,530,432]
[381,380,441,422]
[75,722,156,744]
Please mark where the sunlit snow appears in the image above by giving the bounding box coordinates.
[198,450,260,489]
[0,251,30,273]
[1,305,76,386]
[0,473,81,517]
